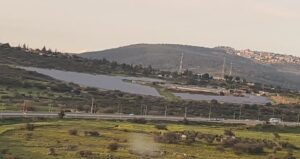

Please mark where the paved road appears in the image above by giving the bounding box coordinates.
[0,112,299,126]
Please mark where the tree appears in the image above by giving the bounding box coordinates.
[42,46,47,52]
[202,73,210,80]
[58,110,65,119]
[23,44,27,49]
[211,99,218,105]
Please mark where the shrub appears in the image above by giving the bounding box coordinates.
[78,150,92,157]
[273,133,280,139]
[224,129,235,137]
[279,142,298,149]
[222,138,240,147]
[107,142,119,151]
[24,132,33,140]
[58,110,65,119]
[25,123,34,131]
[4,155,20,159]
[131,118,147,124]
[284,149,296,159]
[203,135,215,144]
[48,148,57,156]
[1,149,9,154]
[216,145,225,152]
[68,129,78,136]
[66,145,78,151]
[233,143,264,154]
[182,118,189,125]
[154,132,180,144]
[273,146,282,153]
[84,131,100,137]
[155,124,168,130]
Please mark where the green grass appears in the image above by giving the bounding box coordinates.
[0,119,299,159]
[153,85,179,101]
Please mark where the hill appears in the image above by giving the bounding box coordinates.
[80,44,300,90]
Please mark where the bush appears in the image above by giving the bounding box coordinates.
[273,133,280,139]
[224,129,235,137]
[233,143,264,154]
[203,135,215,144]
[58,110,65,119]
[216,145,225,152]
[48,148,57,156]
[66,145,78,151]
[107,142,119,151]
[68,129,78,136]
[154,132,180,144]
[25,123,34,131]
[182,118,189,125]
[1,149,9,154]
[84,131,100,137]
[222,138,240,147]
[131,118,147,124]
[78,150,92,157]
[279,142,298,149]
[155,124,168,130]
[24,132,33,140]
[284,150,296,159]
[4,155,20,159]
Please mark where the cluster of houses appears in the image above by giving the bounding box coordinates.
[216,46,300,65]
[236,49,300,65]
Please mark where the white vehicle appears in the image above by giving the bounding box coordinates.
[269,118,282,125]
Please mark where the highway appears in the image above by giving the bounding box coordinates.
[0,112,299,126]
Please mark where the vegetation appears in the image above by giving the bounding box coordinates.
[0,119,299,159]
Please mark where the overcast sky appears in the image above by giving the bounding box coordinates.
[0,0,299,56]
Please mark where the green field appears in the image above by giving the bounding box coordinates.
[0,119,299,159]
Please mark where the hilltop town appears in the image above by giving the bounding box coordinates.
[217,46,300,65]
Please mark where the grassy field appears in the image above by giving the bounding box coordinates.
[0,119,299,159]
[270,94,300,105]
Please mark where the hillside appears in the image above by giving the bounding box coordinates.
[80,44,300,90]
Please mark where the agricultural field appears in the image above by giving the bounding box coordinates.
[0,119,299,159]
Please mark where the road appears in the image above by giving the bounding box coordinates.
[0,112,299,126]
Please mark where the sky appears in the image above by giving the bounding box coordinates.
[0,0,300,56]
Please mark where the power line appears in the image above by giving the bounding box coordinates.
[222,56,226,78]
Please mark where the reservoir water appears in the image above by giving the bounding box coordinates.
[20,67,271,104]
[20,67,162,97]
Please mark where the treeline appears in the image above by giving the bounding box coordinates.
[0,43,159,77]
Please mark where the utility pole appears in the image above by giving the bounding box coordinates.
[258,108,261,121]
[118,104,122,119]
[90,98,94,114]
[209,104,212,120]
[164,105,168,118]
[178,52,184,74]
[144,105,148,116]
[23,100,27,113]
[297,112,300,126]
[48,104,53,113]
[239,106,242,120]
[229,62,233,76]
[272,108,275,118]
[140,104,143,116]
[233,112,236,120]
[184,106,187,119]
[222,56,226,78]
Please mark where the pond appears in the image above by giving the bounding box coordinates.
[173,93,271,105]
[20,67,162,97]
